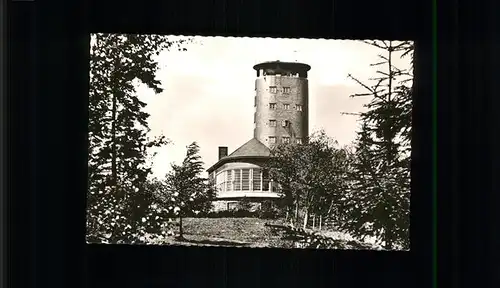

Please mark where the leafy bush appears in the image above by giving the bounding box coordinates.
[257,200,282,219]
[265,223,381,250]
[86,181,178,244]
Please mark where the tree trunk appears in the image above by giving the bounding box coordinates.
[319,215,322,230]
[295,200,299,225]
[302,208,309,230]
[178,215,184,239]
[111,91,117,194]
[312,214,316,229]
[384,233,392,250]
[326,199,335,216]
[384,224,394,250]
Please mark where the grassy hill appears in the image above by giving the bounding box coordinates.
[163,217,291,248]
[143,217,382,250]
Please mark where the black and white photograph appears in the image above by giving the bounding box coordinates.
[86,34,413,251]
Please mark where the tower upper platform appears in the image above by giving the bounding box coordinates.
[253,60,311,72]
[253,61,311,78]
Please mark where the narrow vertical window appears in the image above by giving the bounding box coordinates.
[283,104,290,110]
[262,170,270,191]
[252,169,262,191]
[234,169,241,190]
[226,170,233,191]
[269,120,277,127]
[269,86,277,93]
[269,103,277,109]
[242,169,250,191]
[296,104,302,111]
[269,136,276,144]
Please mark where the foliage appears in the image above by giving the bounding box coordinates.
[257,200,282,219]
[238,197,256,211]
[266,130,350,229]
[340,40,413,250]
[265,224,380,250]
[156,142,217,238]
[86,33,192,243]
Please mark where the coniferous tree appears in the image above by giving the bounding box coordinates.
[340,41,413,250]
[159,142,216,239]
[86,33,192,243]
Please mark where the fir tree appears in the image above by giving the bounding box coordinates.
[86,33,192,243]
[159,142,216,239]
[341,40,413,250]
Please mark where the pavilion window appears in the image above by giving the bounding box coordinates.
[242,169,250,191]
[234,169,241,191]
[252,169,262,191]
[226,170,233,191]
[262,170,270,191]
[216,172,225,193]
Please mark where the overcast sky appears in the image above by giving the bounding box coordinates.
[130,36,412,178]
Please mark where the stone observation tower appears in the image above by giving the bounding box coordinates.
[253,61,311,148]
[206,61,311,211]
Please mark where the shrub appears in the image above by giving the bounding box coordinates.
[257,200,282,219]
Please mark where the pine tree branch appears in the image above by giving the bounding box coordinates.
[347,74,374,93]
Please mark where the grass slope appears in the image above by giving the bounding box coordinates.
[166,217,289,248]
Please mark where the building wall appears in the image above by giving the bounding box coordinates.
[254,75,309,148]
[211,200,263,212]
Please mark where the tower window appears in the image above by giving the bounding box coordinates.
[254,96,257,107]
[269,86,277,93]
[269,120,277,127]
[296,104,303,111]
[283,104,290,110]
[281,120,288,127]
[283,87,291,93]
[296,138,303,144]
[269,137,276,144]
[282,137,290,144]
[269,103,277,109]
